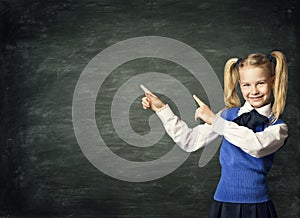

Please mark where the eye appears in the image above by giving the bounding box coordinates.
[258,81,265,85]
[242,83,250,87]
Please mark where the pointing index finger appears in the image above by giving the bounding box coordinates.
[140,84,151,94]
[193,95,206,107]
[140,84,157,97]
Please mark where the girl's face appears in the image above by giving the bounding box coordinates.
[239,66,274,108]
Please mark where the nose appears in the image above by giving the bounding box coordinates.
[251,85,259,95]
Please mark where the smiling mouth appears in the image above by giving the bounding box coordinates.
[249,96,264,100]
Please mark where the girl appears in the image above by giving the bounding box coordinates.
[141,51,288,218]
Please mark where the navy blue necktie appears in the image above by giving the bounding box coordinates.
[232,110,269,133]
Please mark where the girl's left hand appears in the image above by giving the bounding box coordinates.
[193,95,216,125]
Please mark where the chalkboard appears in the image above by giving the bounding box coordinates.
[0,0,299,217]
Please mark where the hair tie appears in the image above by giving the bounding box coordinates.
[266,54,277,67]
[236,58,243,69]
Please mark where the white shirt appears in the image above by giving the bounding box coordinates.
[156,102,288,158]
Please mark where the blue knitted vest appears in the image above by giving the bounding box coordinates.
[214,107,284,203]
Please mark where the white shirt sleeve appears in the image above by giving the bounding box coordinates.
[156,104,219,152]
[211,114,288,158]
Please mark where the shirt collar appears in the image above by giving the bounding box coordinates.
[238,101,273,118]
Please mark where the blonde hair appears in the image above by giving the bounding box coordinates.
[224,51,288,119]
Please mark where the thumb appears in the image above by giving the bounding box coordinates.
[146,92,157,99]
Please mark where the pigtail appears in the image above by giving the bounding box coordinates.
[271,51,288,119]
[224,58,241,108]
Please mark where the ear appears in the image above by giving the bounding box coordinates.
[271,76,275,89]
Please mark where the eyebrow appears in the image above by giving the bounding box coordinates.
[240,79,268,84]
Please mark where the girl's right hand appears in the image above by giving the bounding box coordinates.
[141,92,166,112]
